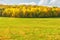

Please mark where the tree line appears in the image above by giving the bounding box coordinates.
[0,5,60,18]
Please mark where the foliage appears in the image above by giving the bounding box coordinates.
[0,5,60,18]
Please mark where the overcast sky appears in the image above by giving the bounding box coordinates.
[0,0,60,7]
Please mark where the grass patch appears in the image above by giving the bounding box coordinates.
[0,17,60,40]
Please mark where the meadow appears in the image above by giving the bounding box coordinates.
[0,17,60,40]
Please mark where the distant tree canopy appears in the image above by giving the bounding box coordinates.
[0,5,60,18]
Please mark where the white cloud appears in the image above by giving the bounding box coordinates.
[49,0,55,4]
[0,0,37,5]
[0,0,36,5]
[38,0,60,7]
[18,2,36,5]
[38,0,50,5]
[0,0,60,7]
[49,0,60,7]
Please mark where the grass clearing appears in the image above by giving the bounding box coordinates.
[0,17,60,40]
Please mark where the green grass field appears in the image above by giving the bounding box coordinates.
[0,17,60,40]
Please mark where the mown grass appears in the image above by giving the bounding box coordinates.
[0,17,60,40]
